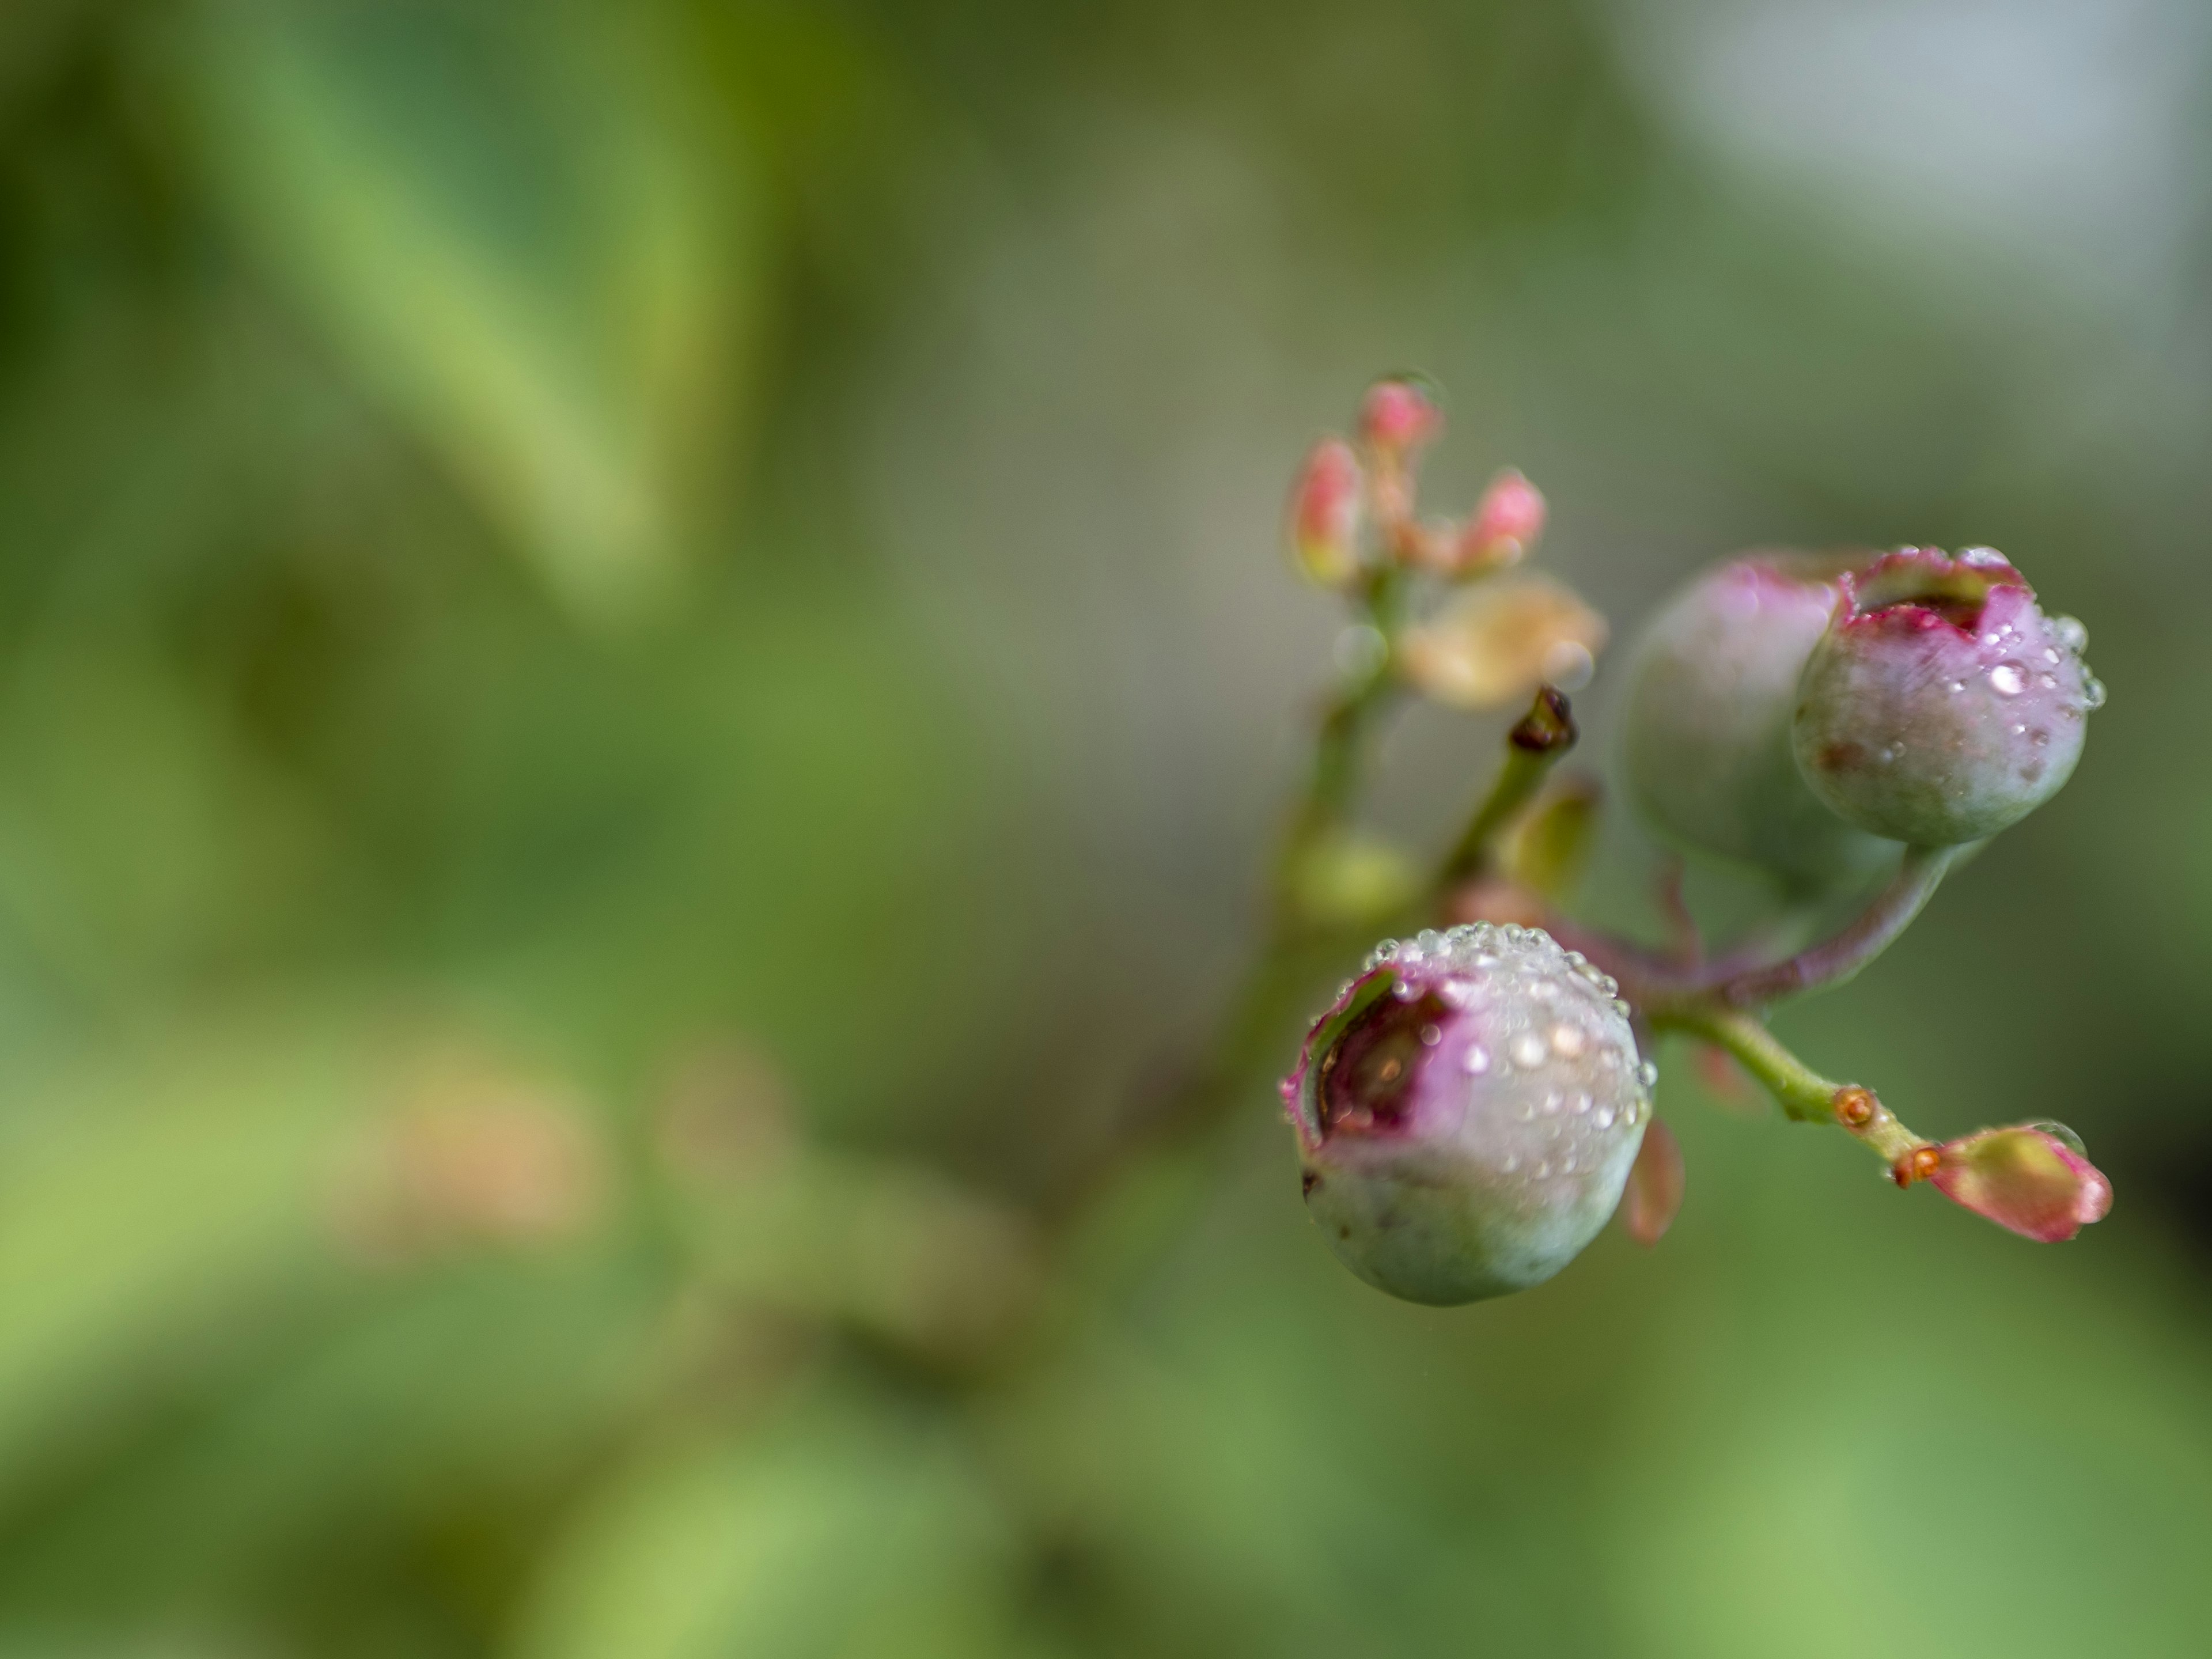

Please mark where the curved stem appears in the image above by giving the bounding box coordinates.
[1649,1002,1930,1168]
[1703,844,1957,1007]
[1432,686,1577,893]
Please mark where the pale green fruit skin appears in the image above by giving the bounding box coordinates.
[1287,925,1653,1307]
[1620,551,1896,893]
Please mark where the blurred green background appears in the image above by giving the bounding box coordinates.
[1,0,2209,1654]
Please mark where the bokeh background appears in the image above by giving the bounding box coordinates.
[1,0,2209,1654]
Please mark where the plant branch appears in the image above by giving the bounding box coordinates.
[1432,686,1577,893]
[1271,569,1410,931]
[1647,1001,1931,1171]
[1703,843,1957,1006]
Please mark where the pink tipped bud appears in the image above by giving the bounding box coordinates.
[1926,1122,2112,1243]
[1287,437,1365,587]
[1620,1116,1684,1247]
[1453,469,1547,571]
[1358,376,1444,460]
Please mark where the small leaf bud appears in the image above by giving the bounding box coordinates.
[1400,575,1607,710]
[1621,551,1897,893]
[1620,1116,1684,1248]
[1925,1122,2112,1242]
[1283,922,1653,1304]
[1793,548,2101,846]
[1287,437,1365,588]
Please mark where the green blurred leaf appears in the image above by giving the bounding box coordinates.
[0,1016,363,1501]
[187,0,760,616]
[511,1399,1020,1659]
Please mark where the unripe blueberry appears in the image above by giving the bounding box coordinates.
[1283,922,1654,1305]
[1620,551,1896,892]
[1793,548,2102,846]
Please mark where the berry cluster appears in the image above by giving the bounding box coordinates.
[1272,380,2109,1305]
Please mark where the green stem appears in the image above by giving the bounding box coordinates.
[1271,568,1410,931]
[1432,686,1577,893]
[1647,1001,1929,1167]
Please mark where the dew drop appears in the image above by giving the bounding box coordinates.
[1501,1155,1519,1173]
[1560,1156,1577,1174]
[1572,1092,1592,1114]
[2082,677,2107,711]
[1989,663,2026,697]
[1461,1043,1490,1075]
[1636,1059,1660,1088]
[1419,1024,1442,1047]
[1624,1103,1641,1126]
[1510,1032,1548,1069]
[1534,1161,1552,1179]
[1542,1090,1565,1115]
[1550,1023,1586,1059]
[1959,546,2007,568]
[1392,978,1421,1001]
[2054,615,2088,653]
[1594,1105,1616,1129]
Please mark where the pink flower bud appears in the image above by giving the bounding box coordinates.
[1453,468,1547,571]
[1287,437,1365,587]
[1358,376,1443,461]
[1923,1122,2112,1243]
[1793,547,2103,846]
[1283,923,1653,1304]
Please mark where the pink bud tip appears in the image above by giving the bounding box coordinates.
[1358,377,1443,458]
[1927,1123,2112,1243]
[1288,437,1365,586]
[1457,468,1547,568]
